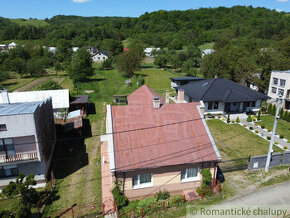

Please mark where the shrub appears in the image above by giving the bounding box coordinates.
[253,118,256,122]
[249,127,253,130]
[267,104,272,114]
[236,117,240,123]
[255,130,259,133]
[247,114,252,122]
[196,169,213,197]
[267,136,271,140]
[137,75,145,86]
[231,120,235,123]
[112,183,128,209]
[155,190,170,201]
[274,142,278,145]
[35,80,62,90]
[222,118,225,121]
[283,146,288,149]
[268,129,272,132]
[218,115,221,119]
[168,195,184,207]
[261,125,265,129]
[255,123,259,126]
[243,124,247,127]
[272,104,276,116]
[280,135,284,139]
[227,113,230,123]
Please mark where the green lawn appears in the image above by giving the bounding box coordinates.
[10,19,49,27]
[257,115,290,140]
[206,119,282,160]
[198,42,214,51]
[0,77,35,92]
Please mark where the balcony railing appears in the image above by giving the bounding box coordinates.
[0,151,38,164]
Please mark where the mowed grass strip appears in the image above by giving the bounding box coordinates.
[206,119,281,160]
[258,115,290,140]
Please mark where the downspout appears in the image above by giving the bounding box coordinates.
[122,172,125,194]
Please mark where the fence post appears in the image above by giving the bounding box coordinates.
[183,195,186,203]
[219,184,222,193]
[102,203,105,215]
[141,208,144,218]
[163,201,165,210]
[202,189,204,199]
[71,207,74,218]
[114,201,117,212]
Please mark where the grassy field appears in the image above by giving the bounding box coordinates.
[206,119,282,160]
[198,42,214,51]
[0,77,35,92]
[257,115,290,140]
[10,19,49,27]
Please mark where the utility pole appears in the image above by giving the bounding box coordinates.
[265,95,283,172]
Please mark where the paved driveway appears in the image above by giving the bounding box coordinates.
[220,181,290,205]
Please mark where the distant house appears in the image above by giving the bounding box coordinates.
[92,50,109,62]
[170,77,204,89]
[267,70,290,110]
[86,46,98,55]
[172,77,269,114]
[144,47,160,57]
[0,89,70,116]
[8,42,17,50]
[0,44,7,50]
[0,90,55,187]
[202,49,215,57]
[48,47,56,54]
[72,47,79,52]
[102,85,221,200]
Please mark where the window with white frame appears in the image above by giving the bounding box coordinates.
[278,89,284,96]
[273,77,278,85]
[280,79,286,87]
[181,168,199,182]
[132,173,152,188]
[271,87,277,94]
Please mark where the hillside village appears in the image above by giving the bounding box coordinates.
[0,5,289,218]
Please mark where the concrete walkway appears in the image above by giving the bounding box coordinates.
[221,181,290,205]
[101,142,117,217]
[240,120,289,150]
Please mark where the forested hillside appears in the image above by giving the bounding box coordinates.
[0,6,289,90]
[1,6,289,47]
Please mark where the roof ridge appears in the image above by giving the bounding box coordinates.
[200,78,215,99]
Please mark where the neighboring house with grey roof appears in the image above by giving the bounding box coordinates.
[172,77,269,115]
[92,50,109,62]
[202,49,215,57]
[0,90,55,188]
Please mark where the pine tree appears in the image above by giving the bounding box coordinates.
[227,113,230,123]
[247,113,252,122]
[236,116,240,123]
[267,104,272,114]
[257,109,261,121]
[279,108,284,119]
[272,104,276,116]
[283,111,288,121]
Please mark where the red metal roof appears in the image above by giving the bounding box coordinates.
[127,84,165,106]
[111,88,218,172]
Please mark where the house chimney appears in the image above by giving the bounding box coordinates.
[1,88,10,104]
[153,96,160,109]
[177,89,184,103]
[165,90,169,104]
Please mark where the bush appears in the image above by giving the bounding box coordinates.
[283,146,288,149]
[236,117,240,123]
[267,136,271,140]
[196,169,213,198]
[243,124,247,127]
[231,120,235,123]
[249,127,253,130]
[261,125,265,129]
[268,129,272,132]
[253,118,256,122]
[137,75,145,86]
[280,135,284,139]
[274,142,278,145]
[168,195,184,207]
[35,80,62,90]
[112,183,128,209]
[255,130,259,133]
[257,109,261,120]
[247,114,252,122]
[267,104,272,114]
[155,190,170,201]
[15,202,31,218]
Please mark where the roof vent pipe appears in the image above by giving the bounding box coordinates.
[1,88,10,104]
[153,96,160,109]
